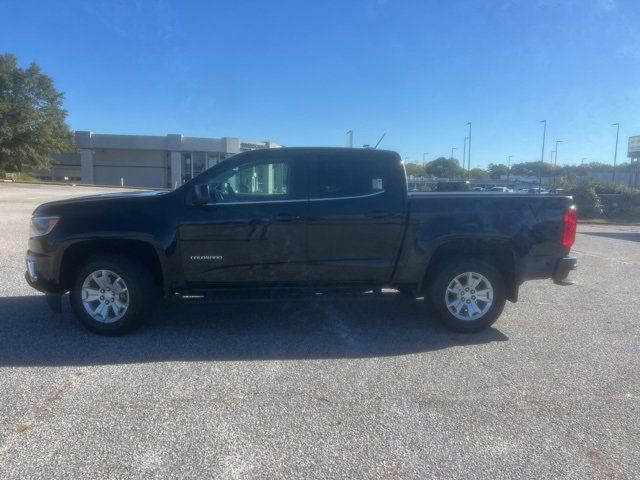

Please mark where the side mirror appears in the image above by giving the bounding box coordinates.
[192,184,210,205]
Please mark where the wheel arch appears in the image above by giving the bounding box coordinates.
[57,238,167,295]
[418,236,519,302]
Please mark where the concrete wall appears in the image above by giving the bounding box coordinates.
[93,149,167,188]
[29,131,282,189]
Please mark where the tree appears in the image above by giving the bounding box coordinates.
[404,162,426,178]
[510,161,554,177]
[0,54,73,172]
[424,157,465,179]
[487,163,508,179]
[469,168,490,179]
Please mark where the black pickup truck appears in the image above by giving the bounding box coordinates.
[26,147,577,335]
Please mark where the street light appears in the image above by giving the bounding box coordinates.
[538,120,547,191]
[507,155,513,185]
[553,140,563,187]
[422,152,428,166]
[466,122,472,180]
[612,123,620,183]
[462,137,467,172]
[450,147,457,180]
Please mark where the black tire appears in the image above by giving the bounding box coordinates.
[70,253,155,335]
[427,258,506,333]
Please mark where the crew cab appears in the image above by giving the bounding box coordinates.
[25,147,577,335]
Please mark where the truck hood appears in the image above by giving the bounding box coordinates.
[32,189,170,216]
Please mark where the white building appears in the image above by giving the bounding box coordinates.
[34,131,281,188]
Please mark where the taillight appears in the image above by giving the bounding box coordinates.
[562,206,577,248]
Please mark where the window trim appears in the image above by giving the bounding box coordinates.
[207,189,385,206]
[308,189,386,202]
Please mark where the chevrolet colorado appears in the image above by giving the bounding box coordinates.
[25,147,577,335]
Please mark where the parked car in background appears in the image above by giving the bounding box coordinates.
[436,180,471,192]
[524,187,548,194]
[489,186,512,192]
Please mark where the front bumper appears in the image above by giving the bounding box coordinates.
[552,256,577,284]
[25,250,63,294]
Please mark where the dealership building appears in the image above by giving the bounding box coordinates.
[35,131,281,189]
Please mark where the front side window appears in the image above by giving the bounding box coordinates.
[312,157,386,199]
[208,160,293,203]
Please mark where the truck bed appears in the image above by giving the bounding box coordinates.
[391,192,574,287]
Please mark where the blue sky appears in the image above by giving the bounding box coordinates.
[2,0,639,168]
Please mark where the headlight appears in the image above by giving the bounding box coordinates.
[30,216,60,237]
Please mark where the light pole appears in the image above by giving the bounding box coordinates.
[507,155,513,185]
[462,137,467,173]
[612,123,620,183]
[553,140,563,188]
[422,152,428,166]
[538,120,547,192]
[466,122,472,179]
[450,147,457,180]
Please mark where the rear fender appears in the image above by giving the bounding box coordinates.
[417,236,519,302]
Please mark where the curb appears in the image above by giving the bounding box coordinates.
[1,180,159,191]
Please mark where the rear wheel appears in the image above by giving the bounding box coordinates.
[70,254,155,335]
[428,259,506,332]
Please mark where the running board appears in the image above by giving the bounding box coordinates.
[172,289,405,304]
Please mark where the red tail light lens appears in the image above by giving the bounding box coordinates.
[562,206,577,248]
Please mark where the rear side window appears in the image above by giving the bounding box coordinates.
[311,156,387,199]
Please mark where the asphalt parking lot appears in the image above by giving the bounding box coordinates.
[0,182,638,479]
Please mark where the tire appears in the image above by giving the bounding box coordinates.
[70,253,155,335]
[427,258,506,333]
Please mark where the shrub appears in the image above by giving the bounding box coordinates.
[616,189,640,216]
[568,181,640,220]
[5,172,37,182]
[567,183,603,218]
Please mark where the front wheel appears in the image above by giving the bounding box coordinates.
[428,259,506,333]
[70,254,155,335]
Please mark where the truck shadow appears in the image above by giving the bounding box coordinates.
[0,295,508,367]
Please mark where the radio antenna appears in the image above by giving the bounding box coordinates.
[374,132,386,149]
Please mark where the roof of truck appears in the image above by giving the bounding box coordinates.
[234,146,400,160]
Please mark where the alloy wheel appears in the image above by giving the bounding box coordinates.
[81,269,130,323]
[445,271,494,321]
